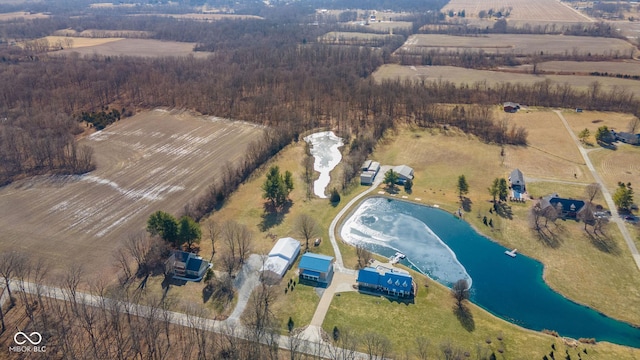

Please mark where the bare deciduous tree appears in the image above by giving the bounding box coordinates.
[585,183,601,204]
[356,244,373,269]
[0,251,28,306]
[295,213,320,250]
[205,219,220,262]
[415,336,431,360]
[363,332,392,360]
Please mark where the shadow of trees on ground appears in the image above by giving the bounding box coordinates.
[453,304,475,332]
[494,202,513,219]
[260,200,292,231]
[534,226,563,249]
[461,197,472,212]
[586,230,620,255]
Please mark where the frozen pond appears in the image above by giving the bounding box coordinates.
[303,131,344,198]
[340,197,472,288]
[340,197,640,348]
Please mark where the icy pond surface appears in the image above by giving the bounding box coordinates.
[303,131,344,198]
[340,197,640,348]
[340,197,472,288]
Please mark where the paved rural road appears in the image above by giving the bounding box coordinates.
[554,110,640,271]
[7,278,369,359]
[327,165,390,271]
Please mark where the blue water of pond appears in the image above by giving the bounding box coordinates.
[340,197,640,348]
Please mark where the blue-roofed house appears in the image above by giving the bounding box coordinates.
[540,193,586,219]
[357,266,415,298]
[298,253,335,286]
[166,251,212,282]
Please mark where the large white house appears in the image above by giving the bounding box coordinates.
[260,237,301,284]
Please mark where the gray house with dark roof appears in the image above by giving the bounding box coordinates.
[540,193,585,219]
[166,251,211,282]
[394,165,414,185]
[615,132,640,145]
[509,169,526,193]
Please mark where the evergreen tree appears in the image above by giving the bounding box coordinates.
[178,216,202,250]
[613,182,634,211]
[457,175,469,200]
[498,178,509,202]
[262,165,293,209]
[147,211,178,245]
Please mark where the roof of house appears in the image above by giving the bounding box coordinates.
[616,132,640,142]
[268,237,301,261]
[504,102,520,108]
[541,194,585,213]
[357,267,413,293]
[394,165,414,179]
[174,250,191,264]
[362,160,372,170]
[369,161,381,171]
[509,168,525,186]
[299,253,334,273]
[186,257,206,272]
[261,256,290,277]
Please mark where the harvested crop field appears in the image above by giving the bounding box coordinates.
[589,146,640,192]
[509,60,640,76]
[373,64,640,96]
[442,0,591,22]
[50,38,211,58]
[0,110,262,280]
[0,11,49,21]
[396,34,635,57]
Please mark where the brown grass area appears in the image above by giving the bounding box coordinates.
[442,0,592,22]
[373,64,640,96]
[370,125,640,325]
[42,35,123,48]
[589,146,640,192]
[513,60,640,76]
[155,13,263,21]
[0,11,49,21]
[398,34,634,57]
[0,110,262,282]
[503,109,594,182]
[49,38,211,58]
[52,29,153,38]
[319,31,402,42]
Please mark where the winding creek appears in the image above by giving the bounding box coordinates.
[340,197,640,348]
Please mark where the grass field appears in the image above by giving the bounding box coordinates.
[48,38,211,58]
[589,146,640,192]
[373,64,640,97]
[136,13,263,21]
[0,11,49,21]
[323,284,639,359]
[0,110,262,281]
[396,34,635,57]
[442,0,592,22]
[42,35,123,48]
[510,60,640,76]
[53,29,153,38]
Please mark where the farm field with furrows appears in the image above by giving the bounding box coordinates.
[508,60,640,76]
[442,0,592,21]
[0,110,262,281]
[396,34,635,57]
[49,38,211,58]
[0,11,49,21]
[372,64,640,96]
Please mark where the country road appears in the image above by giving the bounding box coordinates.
[554,110,640,271]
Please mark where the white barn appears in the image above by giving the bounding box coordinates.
[260,237,301,284]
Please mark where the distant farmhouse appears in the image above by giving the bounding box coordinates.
[357,265,415,298]
[394,165,414,185]
[503,102,520,113]
[260,237,301,284]
[360,160,381,185]
[166,251,212,282]
[540,193,585,219]
[298,252,335,286]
